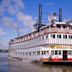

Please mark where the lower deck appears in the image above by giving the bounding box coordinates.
[9,46,72,63]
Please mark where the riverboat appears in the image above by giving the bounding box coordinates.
[9,5,72,63]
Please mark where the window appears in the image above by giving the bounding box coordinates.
[42,36,44,40]
[37,51,40,55]
[57,24,61,28]
[69,35,72,39]
[33,52,36,55]
[29,52,31,55]
[26,52,28,55]
[23,52,24,55]
[42,51,46,55]
[51,34,55,38]
[39,36,41,40]
[44,51,46,54]
[68,51,72,55]
[47,51,49,53]
[55,51,57,55]
[57,35,61,38]
[51,51,54,55]
[59,50,61,55]
[46,35,48,39]
[63,25,67,28]
[63,35,67,39]
[69,26,72,29]
[42,51,43,55]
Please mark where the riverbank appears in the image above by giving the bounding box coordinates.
[0,49,8,53]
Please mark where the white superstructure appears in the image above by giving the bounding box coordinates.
[9,21,72,62]
[9,6,72,62]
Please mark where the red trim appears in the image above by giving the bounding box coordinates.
[67,58,72,61]
[40,58,72,62]
[51,58,72,62]
[51,58,63,62]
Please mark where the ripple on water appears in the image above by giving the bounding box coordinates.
[0,53,8,72]
[0,53,72,72]
[8,60,72,72]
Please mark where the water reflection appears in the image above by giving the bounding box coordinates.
[0,53,8,72]
[8,59,72,72]
[0,53,72,72]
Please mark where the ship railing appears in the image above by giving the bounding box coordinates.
[43,27,72,33]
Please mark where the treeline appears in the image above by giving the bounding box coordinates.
[0,49,9,53]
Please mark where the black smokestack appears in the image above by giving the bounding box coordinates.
[53,12,56,16]
[59,9,62,22]
[38,4,42,32]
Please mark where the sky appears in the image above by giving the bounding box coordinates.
[0,0,72,49]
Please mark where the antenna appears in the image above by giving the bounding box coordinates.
[17,26,20,37]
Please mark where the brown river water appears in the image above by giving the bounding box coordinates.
[0,53,72,72]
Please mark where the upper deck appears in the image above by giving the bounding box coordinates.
[9,22,72,45]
